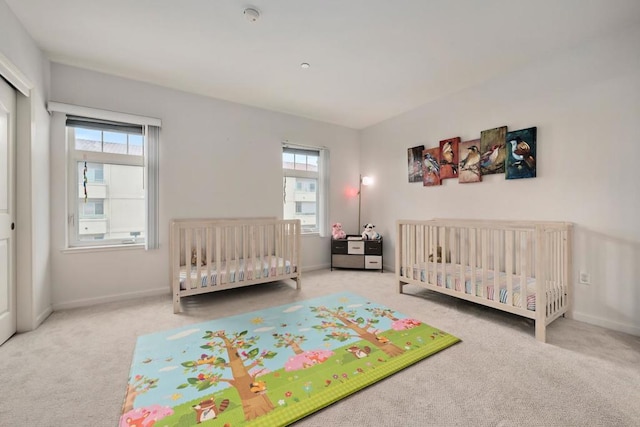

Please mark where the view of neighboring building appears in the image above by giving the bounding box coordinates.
[74,132,145,243]
[282,150,319,233]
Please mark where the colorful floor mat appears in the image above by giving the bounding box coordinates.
[120,292,460,426]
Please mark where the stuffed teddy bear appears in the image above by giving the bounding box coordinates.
[191,248,207,266]
[361,223,381,240]
[428,246,451,263]
[332,223,346,240]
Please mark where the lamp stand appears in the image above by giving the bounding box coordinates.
[357,174,362,233]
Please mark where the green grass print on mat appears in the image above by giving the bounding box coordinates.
[120,292,459,426]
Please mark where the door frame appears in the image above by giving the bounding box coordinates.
[0,52,35,333]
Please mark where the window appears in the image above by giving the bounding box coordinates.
[282,145,328,234]
[80,199,104,218]
[82,162,104,183]
[65,114,159,248]
[295,201,316,215]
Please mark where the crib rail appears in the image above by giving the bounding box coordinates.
[396,219,572,342]
[170,218,301,313]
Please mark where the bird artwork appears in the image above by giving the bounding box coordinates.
[506,127,537,179]
[480,144,506,173]
[511,138,535,170]
[480,126,507,175]
[460,145,480,170]
[458,139,482,183]
[442,142,454,163]
[408,145,425,183]
[424,153,439,174]
[439,137,460,179]
[422,148,441,186]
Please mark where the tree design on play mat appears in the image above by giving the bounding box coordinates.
[310,305,405,357]
[122,375,159,413]
[365,307,423,331]
[177,330,277,421]
[272,331,334,371]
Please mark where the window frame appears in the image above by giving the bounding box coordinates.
[66,125,146,248]
[282,144,329,236]
[48,102,161,251]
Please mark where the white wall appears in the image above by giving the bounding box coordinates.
[49,64,360,309]
[360,24,640,336]
[0,0,51,331]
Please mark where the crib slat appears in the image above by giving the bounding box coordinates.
[481,228,488,298]
[493,229,499,302]
[215,226,221,285]
[505,230,514,306]
[268,224,273,278]
[522,231,529,309]
[186,228,193,289]
[470,227,477,295]
[555,230,560,312]
[196,228,203,287]
[460,227,467,293]
[205,226,212,287]
[564,228,572,312]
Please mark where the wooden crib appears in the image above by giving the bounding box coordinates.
[396,219,572,342]
[170,218,301,313]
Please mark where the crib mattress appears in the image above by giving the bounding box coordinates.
[401,264,536,311]
[180,258,295,290]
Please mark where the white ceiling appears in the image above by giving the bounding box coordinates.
[6,0,640,129]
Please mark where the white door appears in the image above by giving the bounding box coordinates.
[0,77,16,345]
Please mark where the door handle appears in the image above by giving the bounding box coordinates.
[11,222,15,230]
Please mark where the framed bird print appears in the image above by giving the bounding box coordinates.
[505,127,537,179]
[458,139,482,183]
[422,147,441,186]
[408,145,425,183]
[439,137,460,179]
[480,126,507,175]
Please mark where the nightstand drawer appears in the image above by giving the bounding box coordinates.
[364,255,382,269]
[333,254,365,269]
[364,240,382,255]
[331,240,348,254]
[347,241,365,254]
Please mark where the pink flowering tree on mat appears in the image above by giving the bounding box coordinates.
[178,329,277,421]
[122,374,159,413]
[119,404,173,427]
[272,332,334,371]
[365,307,422,331]
[310,305,405,357]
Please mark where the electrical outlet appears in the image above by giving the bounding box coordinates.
[579,271,591,285]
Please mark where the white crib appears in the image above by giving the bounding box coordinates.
[396,219,572,342]
[170,218,301,313]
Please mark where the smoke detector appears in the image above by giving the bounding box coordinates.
[244,8,260,22]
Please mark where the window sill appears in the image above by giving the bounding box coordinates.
[61,243,145,254]
[301,232,321,238]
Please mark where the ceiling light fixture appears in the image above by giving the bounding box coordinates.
[244,8,260,22]
[300,63,310,69]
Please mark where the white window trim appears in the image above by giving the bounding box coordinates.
[48,101,161,127]
[66,127,145,248]
[282,144,329,237]
[52,103,161,250]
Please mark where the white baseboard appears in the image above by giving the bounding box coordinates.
[35,306,53,328]
[302,263,330,272]
[52,287,170,311]
[17,305,54,333]
[572,311,640,337]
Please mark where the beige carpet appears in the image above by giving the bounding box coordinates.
[1,269,639,426]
